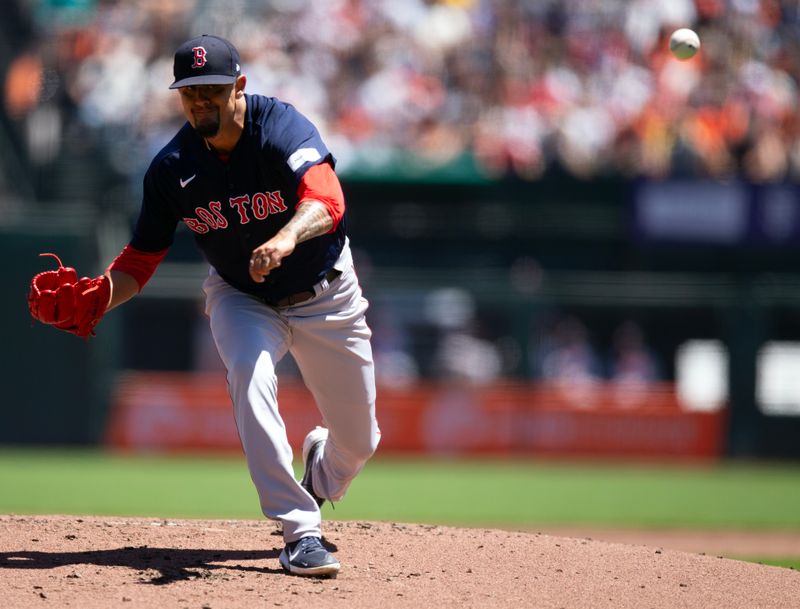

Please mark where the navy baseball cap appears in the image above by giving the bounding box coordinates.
[169,34,241,89]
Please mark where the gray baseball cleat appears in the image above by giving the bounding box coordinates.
[279,535,340,577]
[301,426,328,507]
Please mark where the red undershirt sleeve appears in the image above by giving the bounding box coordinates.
[107,244,169,291]
[296,162,345,232]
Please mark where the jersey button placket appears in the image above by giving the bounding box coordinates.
[225,165,260,288]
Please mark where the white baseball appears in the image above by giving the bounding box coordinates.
[669,28,700,61]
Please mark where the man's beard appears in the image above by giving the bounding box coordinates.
[194,113,221,138]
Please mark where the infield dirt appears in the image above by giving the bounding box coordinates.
[0,515,798,609]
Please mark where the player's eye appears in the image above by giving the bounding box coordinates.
[179,85,227,101]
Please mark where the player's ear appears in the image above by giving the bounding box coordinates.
[235,75,247,97]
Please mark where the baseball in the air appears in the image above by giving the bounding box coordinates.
[669,28,700,61]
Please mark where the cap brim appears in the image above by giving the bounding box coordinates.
[169,74,238,89]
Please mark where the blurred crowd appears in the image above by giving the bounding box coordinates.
[3,0,800,200]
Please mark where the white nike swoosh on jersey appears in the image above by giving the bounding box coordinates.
[180,175,196,188]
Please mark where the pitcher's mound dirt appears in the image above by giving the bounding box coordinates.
[0,515,797,609]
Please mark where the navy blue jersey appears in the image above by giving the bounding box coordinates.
[131,94,346,302]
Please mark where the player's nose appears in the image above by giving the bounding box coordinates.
[192,100,214,114]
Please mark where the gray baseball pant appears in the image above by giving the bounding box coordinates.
[202,241,379,542]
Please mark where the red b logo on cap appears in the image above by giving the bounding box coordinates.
[191,46,207,68]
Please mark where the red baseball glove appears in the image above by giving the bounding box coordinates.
[28,253,111,337]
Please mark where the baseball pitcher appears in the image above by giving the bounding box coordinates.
[28,34,381,578]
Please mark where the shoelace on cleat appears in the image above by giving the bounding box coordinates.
[296,537,323,554]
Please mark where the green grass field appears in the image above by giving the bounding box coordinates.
[1,448,798,530]
[2,448,798,569]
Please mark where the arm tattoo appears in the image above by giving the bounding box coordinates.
[281,200,333,243]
